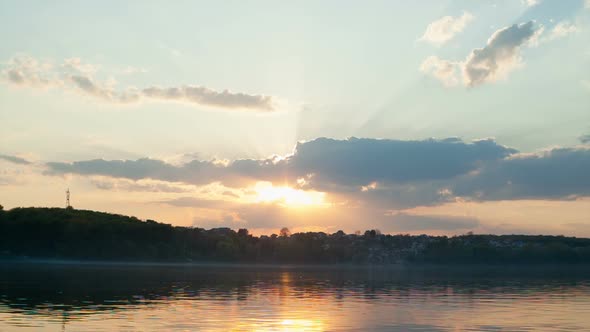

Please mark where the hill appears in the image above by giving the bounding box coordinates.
[1,207,590,264]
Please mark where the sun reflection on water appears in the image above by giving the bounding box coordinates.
[2,266,590,331]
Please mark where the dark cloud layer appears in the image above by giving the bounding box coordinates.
[454,148,590,200]
[0,154,31,165]
[91,178,189,193]
[45,138,590,207]
[46,158,276,187]
[286,137,515,189]
[46,137,514,188]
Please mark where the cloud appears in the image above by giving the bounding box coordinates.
[142,86,274,111]
[161,197,231,209]
[420,12,474,45]
[0,154,31,165]
[190,203,314,231]
[0,157,39,187]
[45,156,279,189]
[523,0,540,7]
[2,55,56,88]
[548,21,577,40]
[388,213,479,232]
[120,66,147,75]
[46,137,515,192]
[421,21,541,87]
[91,178,192,193]
[222,191,240,198]
[420,56,460,86]
[47,158,221,184]
[350,182,456,210]
[62,57,98,75]
[463,21,539,86]
[45,138,590,210]
[45,137,522,211]
[163,196,479,233]
[454,147,590,200]
[1,55,276,112]
[44,137,590,232]
[45,135,590,208]
[580,134,590,144]
[69,75,141,103]
[284,137,515,189]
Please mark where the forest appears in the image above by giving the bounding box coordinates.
[1,206,590,264]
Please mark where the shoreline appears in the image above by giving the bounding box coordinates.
[3,257,590,272]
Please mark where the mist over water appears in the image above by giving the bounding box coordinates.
[1,263,590,331]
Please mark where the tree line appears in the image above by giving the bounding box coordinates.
[1,207,590,264]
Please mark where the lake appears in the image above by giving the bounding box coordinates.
[1,262,590,331]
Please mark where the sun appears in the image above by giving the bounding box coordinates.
[254,182,325,207]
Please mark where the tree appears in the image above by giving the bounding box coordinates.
[365,230,377,238]
[0,204,3,211]
[280,227,291,237]
[2,207,590,264]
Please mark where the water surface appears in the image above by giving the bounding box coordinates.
[1,263,589,331]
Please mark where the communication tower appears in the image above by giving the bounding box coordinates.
[66,188,71,209]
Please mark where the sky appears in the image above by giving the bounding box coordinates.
[1,0,589,236]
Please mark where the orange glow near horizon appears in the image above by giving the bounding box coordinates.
[254,182,326,207]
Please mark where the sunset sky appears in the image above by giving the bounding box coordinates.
[1,1,589,236]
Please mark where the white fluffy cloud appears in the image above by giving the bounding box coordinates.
[3,56,56,88]
[523,0,540,7]
[421,21,541,87]
[463,21,540,86]
[420,12,474,45]
[1,55,276,112]
[420,56,460,86]
[548,22,578,40]
[69,75,141,103]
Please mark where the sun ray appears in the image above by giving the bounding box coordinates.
[254,182,325,207]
